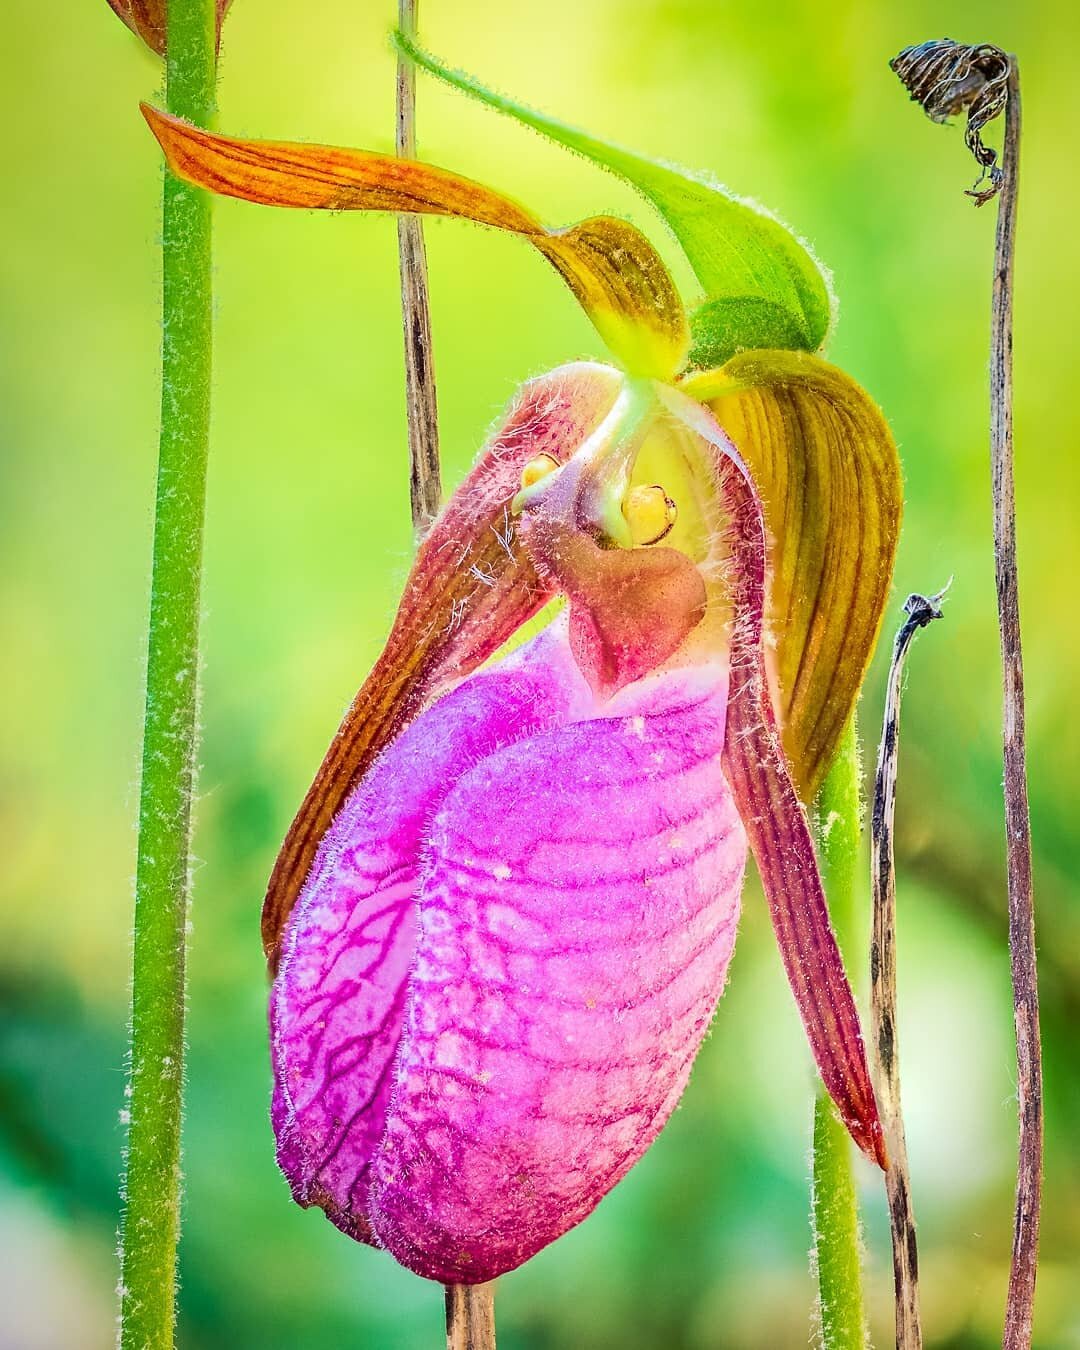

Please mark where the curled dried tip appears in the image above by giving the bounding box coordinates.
[890,39,1012,205]
[902,582,950,629]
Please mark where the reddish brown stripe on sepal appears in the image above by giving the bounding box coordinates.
[684,351,903,803]
[261,364,624,971]
[658,385,887,1169]
[139,106,688,379]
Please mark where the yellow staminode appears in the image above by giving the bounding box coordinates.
[520,453,561,490]
[624,484,677,546]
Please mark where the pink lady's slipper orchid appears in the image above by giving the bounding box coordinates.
[143,45,902,1284]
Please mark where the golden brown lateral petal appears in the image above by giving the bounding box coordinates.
[683,350,902,800]
[141,106,688,379]
[107,0,231,56]
[261,363,624,972]
[656,383,886,1168]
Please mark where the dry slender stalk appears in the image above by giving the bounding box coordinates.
[395,5,487,1343]
[396,0,441,534]
[992,63,1043,1350]
[445,1283,497,1350]
[890,41,1043,1348]
[871,591,945,1349]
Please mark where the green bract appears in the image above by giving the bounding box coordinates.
[396,33,835,368]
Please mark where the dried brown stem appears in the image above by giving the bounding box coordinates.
[890,41,1043,1349]
[396,6,480,1344]
[445,1283,497,1350]
[396,0,441,534]
[871,591,945,1349]
[991,60,1043,1350]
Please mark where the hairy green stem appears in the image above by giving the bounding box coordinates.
[811,721,867,1349]
[118,2,217,1345]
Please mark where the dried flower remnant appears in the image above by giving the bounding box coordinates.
[890,39,1011,204]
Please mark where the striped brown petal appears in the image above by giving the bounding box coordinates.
[658,384,887,1169]
[683,350,903,801]
[261,363,623,971]
[141,106,688,380]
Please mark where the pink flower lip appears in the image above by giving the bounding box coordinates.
[267,362,887,1284]
[271,622,747,1282]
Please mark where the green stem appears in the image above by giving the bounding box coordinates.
[811,720,867,1348]
[118,3,217,1346]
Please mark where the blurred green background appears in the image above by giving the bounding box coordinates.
[2,0,1077,1346]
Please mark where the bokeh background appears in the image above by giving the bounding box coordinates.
[2,0,1076,1345]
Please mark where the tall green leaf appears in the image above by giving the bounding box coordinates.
[397,33,835,368]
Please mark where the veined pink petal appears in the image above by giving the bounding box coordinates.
[271,627,584,1239]
[372,660,743,1282]
[272,623,746,1279]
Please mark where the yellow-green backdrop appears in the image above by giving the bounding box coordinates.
[1,0,1076,1346]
